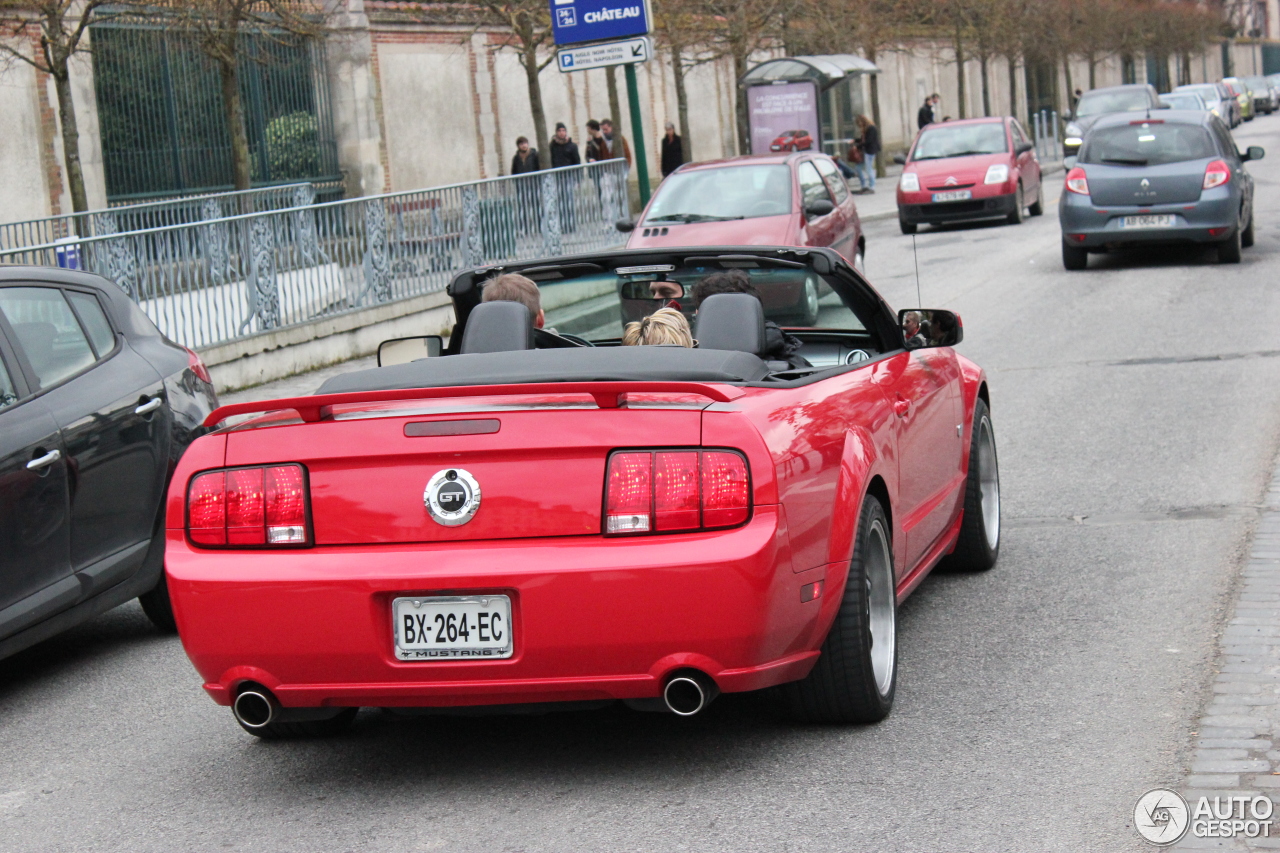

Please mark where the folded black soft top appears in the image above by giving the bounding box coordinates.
[316,346,770,394]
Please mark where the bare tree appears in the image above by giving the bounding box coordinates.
[0,0,127,212]
[167,0,327,192]
[653,0,725,163]
[701,0,797,154]
[475,0,555,157]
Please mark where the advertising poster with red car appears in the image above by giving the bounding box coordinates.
[747,81,820,155]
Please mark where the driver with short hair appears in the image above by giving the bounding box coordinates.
[691,270,810,369]
[482,273,545,329]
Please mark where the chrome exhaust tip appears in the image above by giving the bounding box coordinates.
[232,689,276,729]
[663,676,709,716]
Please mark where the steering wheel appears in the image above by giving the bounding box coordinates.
[747,200,783,217]
[557,333,595,347]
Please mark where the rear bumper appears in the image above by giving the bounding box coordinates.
[166,506,837,709]
[1058,190,1239,249]
[898,190,1018,225]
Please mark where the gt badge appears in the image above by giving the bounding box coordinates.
[424,469,481,526]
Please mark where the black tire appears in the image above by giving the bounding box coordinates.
[782,495,896,724]
[1218,222,1243,263]
[942,398,1000,572]
[1006,184,1025,225]
[899,217,917,234]
[1027,187,1044,217]
[1242,210,1255,248]
[788,276,820,326]
[238,707,359,739]
[1062,241,1088,270]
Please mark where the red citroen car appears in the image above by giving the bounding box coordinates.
[165,247,999,738]
[896,116,1044,233]
[622,153,864,279]
[770,129,813,151]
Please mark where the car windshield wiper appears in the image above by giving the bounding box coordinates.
[645,213,745,223]
[1100,157,1149,165]
[914,150,999,160]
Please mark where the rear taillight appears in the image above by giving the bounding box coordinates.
[1065,167,1090,196]
[184,346,213,385]
[1203,159,1231,190]
[604,449,751,535]
[186,464,311,547]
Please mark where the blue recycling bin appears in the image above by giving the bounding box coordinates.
[55,237,81,270]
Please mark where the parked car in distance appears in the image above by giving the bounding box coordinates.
[1059,110,1263,269]
[1174,82,1239,127]
[1222,79,1254,121]
[894,116,1043,233]
[1064,84,1165,157]
[164,245,1000,738]
[1243,76,1277,114]
[0,267,217,659]
[620,153,865,277]
[1160,92,1207,112]
[770,129,813,152]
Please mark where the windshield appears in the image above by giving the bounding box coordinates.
[911,122,1007,160]
[531,263,865,342]
[644,164,793,222]
[1080,122,1216,166]
[1161,94,1205,110]
[1076,90,1150,117]
[1178,85,1219,103]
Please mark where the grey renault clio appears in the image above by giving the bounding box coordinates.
[1059,110,1263,270]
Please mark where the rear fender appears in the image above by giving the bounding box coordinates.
[825,427,887,567]
[165,433,227,531]
[956,356,989,471]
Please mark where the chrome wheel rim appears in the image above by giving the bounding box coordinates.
[977,416,1000,548]
[865,518,896,695]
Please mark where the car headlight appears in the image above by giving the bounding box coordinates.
[899,172,920,192]
[984,164,1009,184]
[1066,123,1082,137]
[1064,137,1083,147]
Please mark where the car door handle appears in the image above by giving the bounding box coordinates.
[135,397,163,415]
[27,449,61,471]
[894,398,912,418]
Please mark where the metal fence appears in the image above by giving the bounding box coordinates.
[0,183,314,252]
[0,161,631,350]
[1032,109,1062,162]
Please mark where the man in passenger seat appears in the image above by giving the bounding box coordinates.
[482,273,546,329]
[691,271,811,369]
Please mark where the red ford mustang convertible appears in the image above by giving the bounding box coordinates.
[166,246,999,737]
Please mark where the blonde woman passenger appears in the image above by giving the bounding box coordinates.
[622,307,695,347]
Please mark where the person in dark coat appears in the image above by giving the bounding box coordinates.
[691,271,811,369]
[852,114,880,193]
[511,136,541,175]
[660,122,684,178]
[917,93,939,129]
[547,122,580,231]
[510,137,542,233]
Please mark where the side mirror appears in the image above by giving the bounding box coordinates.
[898,309,963,349]
[805,199,835,217]
[615,219,636,233]
[892,153,907,165]
[1015,141,1034,155]
[378,335,442,366]
[1245,146,1265,162]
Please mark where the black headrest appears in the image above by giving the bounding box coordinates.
[460,301,535,354]
[694,293,766,356]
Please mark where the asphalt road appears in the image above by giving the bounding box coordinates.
[5,121,1280,853]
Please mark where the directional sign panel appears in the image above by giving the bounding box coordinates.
[550,0,652,47]
[557,37,651,73]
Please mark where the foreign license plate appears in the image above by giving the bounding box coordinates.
[932,190,972,202]
[393,595,513,660]
[1122,214,1176,228]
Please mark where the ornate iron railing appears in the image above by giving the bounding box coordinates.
[0,183,313,251]
[0,161,631,350]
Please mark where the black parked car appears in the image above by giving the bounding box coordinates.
[0,267,217,659]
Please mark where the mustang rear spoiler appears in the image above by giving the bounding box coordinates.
[203,382,748,428]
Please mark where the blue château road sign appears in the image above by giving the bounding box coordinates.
[550,0,652,47]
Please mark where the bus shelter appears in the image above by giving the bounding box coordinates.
[740,54,880,157]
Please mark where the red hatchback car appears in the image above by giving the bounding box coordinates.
[165,246,999,738]
[896,117,1043,233]
[622,153,864,279]
[770,129,813,151]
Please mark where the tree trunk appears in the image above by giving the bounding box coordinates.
[217,55,253,192]
[1088,53,1097,89]
[672,43,691,163]
[954,26,967,119]
[979,51,991,116]
[522,43,549,160]
[1007,54,1019,123]
[1062,55,1074,117]
[606,65,624,137]
[51,67,88,213]
[868,45,884,178]
[733,47,750,154]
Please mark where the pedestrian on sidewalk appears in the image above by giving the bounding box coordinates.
[918,93,939,129]
[548,122,581,232]
[510,136,542,234]
[600,118,632,169]
[852,114,880,193]
[585,119,611,163]
[661,122,684,177]
[511,136,541,175]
